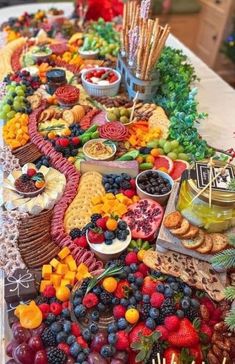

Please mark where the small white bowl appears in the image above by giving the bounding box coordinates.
[136,170,174,206]
[78,49,99,60]
[81,67,121,97]
[83,138,116,161]
[87,229,132,262]
[105,111,134,126]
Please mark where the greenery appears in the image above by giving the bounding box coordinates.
[154,47,214,160]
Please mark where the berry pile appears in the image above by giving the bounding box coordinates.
[102,173,136,198]
[51,136,80,158]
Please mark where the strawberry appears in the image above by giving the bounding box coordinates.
[164,348,180,364]
[113,305,126,319]
[189,345,203,364]
[73,236,88,248]
[168,318,199,348]
[95,217,108,230]
[122,189,135,198]
[88,228,104,244]
[82,293,99,308]
[133,271,144,279]
[77,336,88,348]
[129,323,152,343]
[71,136,80,145]
[142,277,157,295]
[138,263,149,277]
[150,292,165,308]
[114,280,130,299]
[129,178,136,189]
[200,297,215,316]
[115,331,129,350]
[125,252,138,265]
[27,168,36,177]
[155,325,169,340]
[200,323,212,343]
[164,315,180,332]
[58,343,70,355]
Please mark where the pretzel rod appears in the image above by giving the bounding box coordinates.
[153,25,170,64]
[144,21,162,79]
[157,353,161,364]
[140,19,154,79]
[136,19,147,76]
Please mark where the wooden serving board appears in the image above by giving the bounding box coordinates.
[157,182,214,263]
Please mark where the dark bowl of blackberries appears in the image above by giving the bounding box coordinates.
[136,170,173,205]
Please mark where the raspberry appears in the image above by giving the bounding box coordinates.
[129,179,136,189]
[134,271,144,279]
[138,263,149,277]
[77,335,88,348]
[27,168,36,177]
[164,315,180,332]
[43,285,56,298]
[73,236,88,248]
[125,252,138,265]
[150,292,165,308]
[58,343,70,355]
[38,303,50,318]
[123,189,135,198]
[115,331,129,350]
[50,302,62,316]
[155,325,169,340]
[114,280,130,299]
[71,322,81,337]
[82,293,99,308]
[62,301,69,309]
[113,305,126,319]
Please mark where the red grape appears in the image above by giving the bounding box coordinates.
[12,326,31,344]
[90,332,108,352]
[30,323,45,337]
[28,336,43,352]
[6,341,18,358]
[6,360,17,364]
[13,343,35,364]
[34,350,48,364]
[66,356,75,364]
[88,353,108,364]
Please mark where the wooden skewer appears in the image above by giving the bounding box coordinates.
[152,359,156,364]
[170,353,175,364]
[130,91,139,122]
[157,352,161,364]
[222,358,227,364]
[162,358,166,364]
[208,157,213,208]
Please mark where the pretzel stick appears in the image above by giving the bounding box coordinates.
[140,19,154,79]
[157,352,161,364]
[153,25,170,64]
[144,21,162,79]
[136,19,147,77]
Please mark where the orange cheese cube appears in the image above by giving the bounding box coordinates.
[64,271,76,284]
[60,279,70,287]
[64,255,77,271]
[42,265,52,280]
[58,247,70,260]
[40,280,52,293]
[49,258,60,269]
[56,263,68,275]
[91,204,103,214]
[51,274,61,287]
[91,195,102,205]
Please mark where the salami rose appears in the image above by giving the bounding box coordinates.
[98,121,129,141]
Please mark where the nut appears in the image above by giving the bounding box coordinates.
[212,344,222,358]
[200,304,210,321]
[214,322,227,332]
[207,352,220,364]
[212,332,223,344]
[216,339,231,351]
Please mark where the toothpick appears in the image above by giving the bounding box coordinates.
[157,352,161,364]
[152,359,156,364]
[170,353,175,364]
[130,91,139,122]
[222,358,226,364]
[191,361,195,364]
[163,358,166,364]
[208,157,213,208]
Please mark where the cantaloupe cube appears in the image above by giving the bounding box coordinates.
[40,280,52,293]
[58,247,70,260]
[68,260,77,272]
[42,265,52,280]
[56,263,68,275]
[49,258,60,269]
[51,274,61,287]
[132,195,140,203]
[115,193,124,201]
[60,279,70,287]
[102,202,111,213]
[64,271,76,284]
[116,204,128,216]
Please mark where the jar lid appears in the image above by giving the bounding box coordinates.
[46,69,66,83]
[188,160,235,206]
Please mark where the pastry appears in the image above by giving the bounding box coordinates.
[210,233,228,253]
[181,225,199,239]
[196,234,213,254]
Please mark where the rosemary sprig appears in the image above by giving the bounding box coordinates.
[39,124,65,132]
[86,265,123,294]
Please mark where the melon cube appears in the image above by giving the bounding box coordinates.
[49,258,60,269]
[91,195,102,205]
[56,263,68,275]
[60,279,70,287]
[64,271,76,284]
[51,274,61,287]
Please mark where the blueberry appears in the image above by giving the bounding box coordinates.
[176,310,184,318]
[56,331,68,343]
[45,313,56,324]
[181,298,190,309]
[91,310,100,321]
[129,296,137,306]
[76,352,86,362]
[115,176,122,184]
[170,282,179,291]
[105,239,113,245]
[70,342,82,357]
[107,322,118,333]
[120,298,129,307]
[143,295,150,303]
[124,266,131,274]
[149,308,159,319]
[73,297,82,306]
[164,287,173,298]
[121,173,131,181]
[112,297,120,305]
[104,231,115,240]
[82,328,91,341]
[166,277,176,283]
[191,298,200,308]
[134,291,142,301]
[50,322,63,333]
[67,335,76,345]
[92,286,102,295]
[100,345,113,358]
[98,303,106,312]
[108,333,117,344]
[117,231,127,241]
[74,304,86,318]
[118,221,127,230]
[146,317,156,330]
[157,283,165,293]
[75,289,84,297]
[127,273,135,283]
[117,318,128,330]
[89,322,98,334]
[104,183,110,190]
[136,277,144,287]
[130,263,138,272]
[183,286,192,296]
[63,321,72,334]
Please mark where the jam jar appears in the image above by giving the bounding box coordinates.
[46,69,67,95]
[177,160,235,233]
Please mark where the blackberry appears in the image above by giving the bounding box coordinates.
[141,303,151,319]
[69,228,81,240]
[46,347,67,364]
[158,298,176,324]
[45,313,56,325]
[41,328,57,347]
[100,290,113,305]
[35,295,48,305]
[91,214,102,223]
[146,343,164,364]
[20,174,30,182]
[80,278,91,294]
[105,259,123,269]
[120,180,131,189]
[183,307,199,321]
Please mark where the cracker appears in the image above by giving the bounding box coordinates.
[170,218,190,236]
[181,230,205,250]
[181,225,199,239]
[63,110,75,124]
[196,234,213,254]
[163,211,183,229]
[210,233,228,253]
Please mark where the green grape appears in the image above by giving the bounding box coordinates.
[16,89,25,96]
[2,104,11,113]
[13,101,22,112]
[178,153,189,161]
[14,96,22,103]
[163,141,172,154]
[158,139,167,148]
[7,111,16,119]
[157,148,164,155]
[177,146,184,153]
[0,112,5,119]
[170,140,179,149]
[11,81,17,87]
[19,96,25,102]
[21,84,26,91]
[167,152,177,161]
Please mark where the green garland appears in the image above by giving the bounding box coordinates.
[154,47,214,160]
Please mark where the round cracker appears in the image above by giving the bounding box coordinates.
[210,233,228,253]
[164,211,183,229]
[195,234,213,254]
[170,218,190,236]
[181,225,199,239]
[181,229,205,250]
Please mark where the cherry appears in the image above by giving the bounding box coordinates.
[34,350,48,364]
[12,326,31,344]
[28,336,43,352]
[6,340,18,357]
[13,343,35,364]
[30,323,45,337]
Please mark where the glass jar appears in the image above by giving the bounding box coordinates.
[177,160,235,233]
[46,69,67,95]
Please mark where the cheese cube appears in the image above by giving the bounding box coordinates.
[51,274,61,287]
[42,265,52,280]
[64,271,76,285]
[40,280,51,293]
[56,263,68,275]
[58,247,70,260]
[60,279,70,287]
[64,255,77,272]
[49,258,60,269]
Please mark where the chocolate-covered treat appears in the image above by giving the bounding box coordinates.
[6,300,31,326]
[32,269,42,291]
[4,269,37,303]
[137,170,172,195]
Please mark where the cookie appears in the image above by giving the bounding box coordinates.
[210,233,228,253]
[170,218,190,236]
[181,229,205,250]
[163,211,183,229]
[181,225,199,239]
[196,234,213,254]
